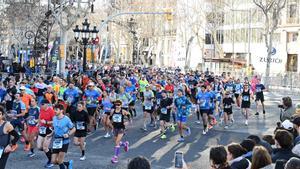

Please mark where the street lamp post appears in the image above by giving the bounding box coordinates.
[73,19,98,72]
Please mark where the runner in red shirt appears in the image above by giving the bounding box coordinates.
[36,100,55,168]
[165,79,174,93]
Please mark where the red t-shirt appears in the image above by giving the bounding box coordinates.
[165,84,174,93]
[39,107,55,127]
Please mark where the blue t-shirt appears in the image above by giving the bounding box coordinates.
[174,96,191,116]
[125,86,136,101]
[234,83,243,94]
[84,89,101,108]
[102,98,113,113]
[197,91,211,110]
[53,115,74,144]
[255,84,265,94]
[64,88,79,106]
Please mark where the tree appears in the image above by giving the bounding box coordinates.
[253,0,287,88]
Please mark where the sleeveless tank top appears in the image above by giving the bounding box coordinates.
[112,109,125,129]
[0,122,9,147]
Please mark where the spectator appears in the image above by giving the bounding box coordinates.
[262,135,275,147]
[251,146,272,169]
[279,97,296,122]
[284,157,300,169]
[248,135,272,154]
[209,145,231,169]
[127,156,151,169]
[227,143,251,169]
[240,139,256,162]
[272,130,298,163]
[291,115,300,157]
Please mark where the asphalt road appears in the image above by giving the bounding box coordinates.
[5,92,286,169]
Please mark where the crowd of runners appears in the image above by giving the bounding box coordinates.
[0,65,269,169]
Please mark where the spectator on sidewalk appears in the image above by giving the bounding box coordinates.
[227,143,251,169]
[209,145,231,169]
[248,135,272,154]
[240,139,256,162]
[284,157,300,169]
[272,130,298,163]
[127,156,151,169]
[291,115,300,157]
[279,97,296,122]
[251,146,273,169]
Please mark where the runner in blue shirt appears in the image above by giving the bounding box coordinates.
[125,81,137,117]
[255,78,266,116]
[197,85,211,135]
[51,104,75,169]
[63,82,79,115]
[101,91,113,138]
[234,79,243,107]
[83,82,101,132]
[174,89,191,142]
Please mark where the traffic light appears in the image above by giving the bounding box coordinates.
[87,48,92,62]
[165,9,173,21]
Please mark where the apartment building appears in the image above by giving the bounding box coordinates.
[205,0,300,75]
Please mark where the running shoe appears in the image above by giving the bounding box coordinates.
[111,156,118,163]
[24,144,30,151]
[255,112,259,116]
[104,133,111,138]
[124,141,129,152]
[245,120,248,126]
[177,137,185,142]
[208,125,213,130]
[211,118,217,125]
[160,134,167,139]
[224,125,228,129]
[202,130,207,135]
[27,152,35,158]
[44,163,54,168]
[184,127,191,136]
[141,127,148,131]
[69,160,73,169]
[80,155,86,161]
[195,120,201,124]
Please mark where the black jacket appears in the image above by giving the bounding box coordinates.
[230,157,250,169]
[272,148,299,163]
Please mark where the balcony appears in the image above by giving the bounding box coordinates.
[286,17,299,25]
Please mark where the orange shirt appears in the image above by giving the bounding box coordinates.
[21,93,32,110]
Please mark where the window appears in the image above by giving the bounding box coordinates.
[205,33,213,44]
[286,54,298,72]
[287,32,298,42]
[142,38,149,46]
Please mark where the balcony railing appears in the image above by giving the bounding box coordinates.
[286,17,299,24]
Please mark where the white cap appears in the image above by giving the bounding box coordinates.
[282,120,293,130]
[20,86,26,90]
[88,82,95,86]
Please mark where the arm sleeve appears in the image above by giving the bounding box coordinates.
[9,130,20,145]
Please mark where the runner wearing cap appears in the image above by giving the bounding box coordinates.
[109,100,130,163]
[51,104,75,169]
[83,82,101,132]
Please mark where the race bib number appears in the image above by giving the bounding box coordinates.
[243,96,249,101]
[76,121,85,130]
[200,99,206,107]
[67,96,73,104]
[256,88,261,92]
[161,108,167,114]
[39,126,47,135]
[156,99,161,105]
[225,105,232,109]
[52,138,63,149]
[145,105,152,110]
[28,116,36,125]
[0,146,4,158]
[227,86,233,91]
[189,85,193,89]
[104,107,111,112]
[112,114,122,123]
